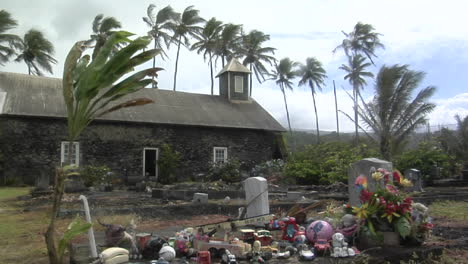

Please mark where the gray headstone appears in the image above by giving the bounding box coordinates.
[193,193,208,204]
[35,170,50,190]
[65,174,87,193]
[404,169,423,192]
[348,158,392,206]
[244,177,269,218]
[286,191,301,201]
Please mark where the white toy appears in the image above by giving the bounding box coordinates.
[331,233,350,258]
[158,244,176,261]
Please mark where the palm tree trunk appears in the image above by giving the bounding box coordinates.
[28,64,31,75]
[209,53,214,95]
[354,83,359,145]
[282,87,292,136]
[333,80,340,140]
[152,39,157,88]
[249,64,253,97]
[311,90,320,144]
[173,36,182,91]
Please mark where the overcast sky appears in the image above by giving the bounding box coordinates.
[2,0,468,131]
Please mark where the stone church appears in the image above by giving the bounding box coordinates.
[0,59,285,185]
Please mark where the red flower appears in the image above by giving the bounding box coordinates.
[393,170,402,184]
[385,202,398,215]
[360,189,373,202]
[385,184,399,194]
[400,197,413,214]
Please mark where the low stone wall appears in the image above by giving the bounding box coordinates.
[151,188,245,200]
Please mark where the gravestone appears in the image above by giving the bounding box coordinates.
[348,158,392,206]
[35,170,50,190]
[193,193,208,204]
[286,191,301,201]
[405,169,423,192]
[244,177,269,218]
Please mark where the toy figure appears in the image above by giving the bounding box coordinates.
[331,233,355,257]
[335,214,358,244]
[282,217,298,242]
[313,239,331,255]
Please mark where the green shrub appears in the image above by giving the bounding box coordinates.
[284,142,379,184]
[207,159,241,183]
[395,141,458,181]
[80,165,110,187]
[158,144,181,184]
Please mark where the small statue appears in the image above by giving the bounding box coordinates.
[331,233,355,257]
[335,214,358,244]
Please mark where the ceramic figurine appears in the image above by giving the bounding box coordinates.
[282,217,299,242]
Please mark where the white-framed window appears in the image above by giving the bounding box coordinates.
[213,147,228,163]
[234,75,243,93]
[61,141,80,166]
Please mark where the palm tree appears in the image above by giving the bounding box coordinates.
[454,115,468,168]
[143,4,179,88]
[357,65,436,160]
[0,10,21,66]
[237,30,276,96]
[15,29,57,75]
[191,17,223,94]
[45,31,161,264]
[87,14,122,59]
[271,58,298,135]
[334,22,384,64]
[171,6,204,91]
[339,54,374,141]
[215,23,242,67]
[298,57,327,144]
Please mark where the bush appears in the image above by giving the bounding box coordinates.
[284,142,379,185]
[395,141,458,181]
[207,159,241,183]
[158,144,181,184]
[80,165,111,187]
[251,159,291,184]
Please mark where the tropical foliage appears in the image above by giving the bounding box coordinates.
[191,17,223,94]
[271,57,298,134]
[158,143,181,184]
[298,57,327,143]
[15,29,57,75]
[45,30,161,264]
[0,10,21,65]
[357,64,436,160]
[171,6,204,91]
[87,14,122,59]
[215,23,242,67]
[237,30,276,95]
[284,142,379,185]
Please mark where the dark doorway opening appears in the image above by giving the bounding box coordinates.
[143,148,158,178]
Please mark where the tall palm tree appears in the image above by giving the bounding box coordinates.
[143,4,179,87]
[237,30,276,96]
[215,23,242,67]
[339,54,374,141]
[15,29,57,75]
[298,57,327,144]
[0,10,21,65]
[334,22,384,64]
[271,58,298,135]
[171,6,204,91]
[357,65,436,160]
[87,14,122,59]
[191,17,223,95]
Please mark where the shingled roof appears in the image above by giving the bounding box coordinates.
[0,72,285,132]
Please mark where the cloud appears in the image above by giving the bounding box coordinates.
[431,93,468,126]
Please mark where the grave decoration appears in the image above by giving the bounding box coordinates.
[350,168,433,246]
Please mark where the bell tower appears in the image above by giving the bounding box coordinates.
[216,58,251,102]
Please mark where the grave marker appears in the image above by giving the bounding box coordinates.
[244,177,269,218]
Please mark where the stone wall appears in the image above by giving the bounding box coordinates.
[0,116,280,185]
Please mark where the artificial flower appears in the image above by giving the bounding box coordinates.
[381,202,400,222]
[352,204,370,219]
[385,184,399,194]
[393,170,402,184]
[360,189,373,202]
[355,175,368,190]
[400,178,413,188]
[372,171,384,181]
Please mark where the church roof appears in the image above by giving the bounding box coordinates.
[215,58,251,77]
[0,72,285,132]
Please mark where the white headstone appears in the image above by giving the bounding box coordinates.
[348,158,392,206]
[193,193,208,204]
[244,177,269,218]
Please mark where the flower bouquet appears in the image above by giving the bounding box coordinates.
[351,168,433,246]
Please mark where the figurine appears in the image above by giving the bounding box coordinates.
[331,233,355,257]
[298,246,316,261]
[313,239,331,255]
[282,217,299,242]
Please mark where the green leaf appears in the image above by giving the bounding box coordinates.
[58,216,92,258]
[394,217,411,238]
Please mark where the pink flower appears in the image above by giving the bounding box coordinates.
[385,184,399,194]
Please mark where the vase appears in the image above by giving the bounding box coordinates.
[383,231,400,246]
